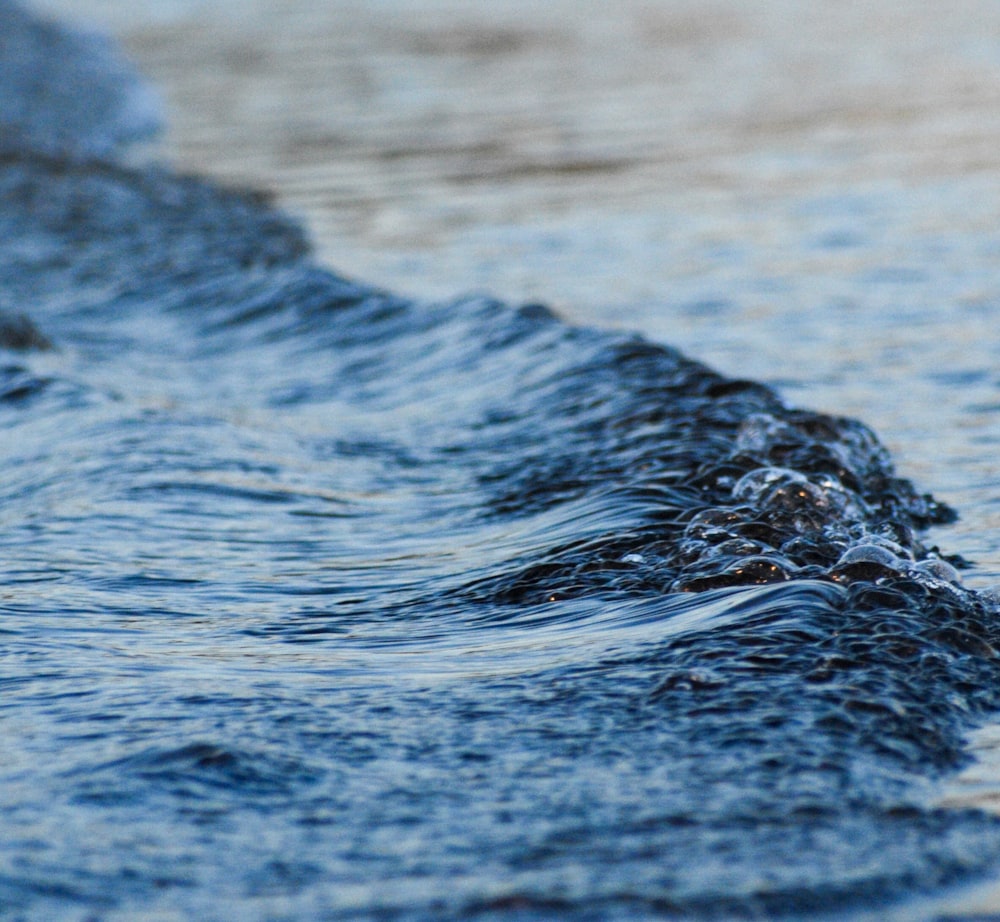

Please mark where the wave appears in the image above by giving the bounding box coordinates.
[4,2,1000,918]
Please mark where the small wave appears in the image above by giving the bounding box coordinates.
[5,4,1000,919]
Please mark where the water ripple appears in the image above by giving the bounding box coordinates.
[4,3,1000,919]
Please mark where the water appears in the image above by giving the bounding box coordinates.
[5,3,1000,919]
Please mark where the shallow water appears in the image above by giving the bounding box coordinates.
[6,3,1000,920]
[39,0,1000,590]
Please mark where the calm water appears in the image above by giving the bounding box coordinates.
[6,3,1000,920]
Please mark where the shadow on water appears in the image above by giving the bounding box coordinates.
[4,1,1000,919]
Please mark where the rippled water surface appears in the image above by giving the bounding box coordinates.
[6,3,1000,920]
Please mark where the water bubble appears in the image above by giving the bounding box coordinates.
[829,543,907,583]
[911,557,961,585]
[835,544,902,570]
[732,467,806,504]
[864,534,913,561]
[724,555,789,584]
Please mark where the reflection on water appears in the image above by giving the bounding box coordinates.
[31,0,1000,583]
[6,2,1000,920]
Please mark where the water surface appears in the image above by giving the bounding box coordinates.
[5,3,1000,920]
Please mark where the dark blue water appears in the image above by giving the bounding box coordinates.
[5,3,1000,919]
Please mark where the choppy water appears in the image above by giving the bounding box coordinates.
[5,3,1000,919]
